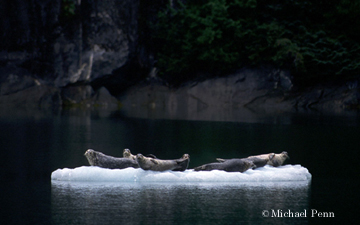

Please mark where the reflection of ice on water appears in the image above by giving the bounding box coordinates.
[51,165,311,224]
[51,174,311,225]
[51,164,312,183]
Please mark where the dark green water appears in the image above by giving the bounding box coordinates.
[0,111,358,224]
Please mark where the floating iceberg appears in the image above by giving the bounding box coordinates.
[51,164,311,183]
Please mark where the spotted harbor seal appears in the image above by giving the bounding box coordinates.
[136,153,190,172]
[216,153,275,168]
[267,151,289,167]
[193,159,255,172]
[246,151,289,167]
[84,149,139,169]
[123,148,136,160]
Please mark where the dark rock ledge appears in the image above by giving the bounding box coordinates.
[118,68,360,121]
[0,66,358,120]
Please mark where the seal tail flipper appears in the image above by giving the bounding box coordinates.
[147,154,158,159]
[193,165,203,171]
[193,164,210,171]
[216,158,226,163]
[173,158,189,171]
[150,159,159,165]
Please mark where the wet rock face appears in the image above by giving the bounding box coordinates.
[0,0,148,111]
[0,0,143,87]
[54,0,141,86]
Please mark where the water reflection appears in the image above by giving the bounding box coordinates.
[51,181,310,225]
[119,103,360,125]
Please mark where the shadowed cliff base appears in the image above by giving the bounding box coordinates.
[0,68,359,124]
[118,68,360,123]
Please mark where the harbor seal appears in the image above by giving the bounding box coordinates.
[123,148,136,160]
[84,149,139,169]
[246,151,289,167]
[216,153,275,168]
[267,151,289,167]
[193,159,255,172]
[136,153,190,172]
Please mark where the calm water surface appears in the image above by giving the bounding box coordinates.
[0,110,359,224]
[51,181,310,225]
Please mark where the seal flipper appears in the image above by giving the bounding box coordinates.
[150,159,159,165]
[193,166,201,171]
[216,158,226,163]
[269,153,275,160]
[173,157,190,172]
[193,164,212,171]
[147,154,158,159]
[193,165,206,171]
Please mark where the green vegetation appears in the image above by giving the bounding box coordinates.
[151,0,360,86]
[62,0,76,17]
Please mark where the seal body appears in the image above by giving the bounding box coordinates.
[246,156,272,168]
[194,159,255,172]
[136,154,190,172]
[246,153,276,168]
[216,153,275,168]
[267,151,289,167]
[84,149,139,169]
[246,152,289,167]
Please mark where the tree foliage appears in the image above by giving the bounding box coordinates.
[151,0,360,86]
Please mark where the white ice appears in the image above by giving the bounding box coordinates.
[51,164,312,183]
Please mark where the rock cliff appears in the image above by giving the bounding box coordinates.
[0,1,359,119]
[0,0,156,112]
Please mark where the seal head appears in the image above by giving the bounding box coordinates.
[123,148,137,160]
[84,149,99,166]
